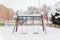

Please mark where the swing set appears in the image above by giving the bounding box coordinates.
[13,11,47,34]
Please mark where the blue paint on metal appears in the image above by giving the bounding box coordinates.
[18,16,41,18]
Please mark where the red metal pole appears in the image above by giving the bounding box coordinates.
[41,15,45,31]
[15,17,18,32]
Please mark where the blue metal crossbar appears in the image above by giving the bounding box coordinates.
[18,16,41,18]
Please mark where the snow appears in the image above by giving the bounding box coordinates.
[18,13,41,16]
[0,26,60,40]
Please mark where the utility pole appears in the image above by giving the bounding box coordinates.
[39,0,40,9]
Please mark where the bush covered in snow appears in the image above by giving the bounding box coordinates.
[51,12,60,25]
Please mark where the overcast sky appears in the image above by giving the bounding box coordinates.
[0,0,60,11]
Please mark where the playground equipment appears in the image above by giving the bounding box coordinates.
[13,11,47,34]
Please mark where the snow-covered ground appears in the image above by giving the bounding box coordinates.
[0,26,60,40]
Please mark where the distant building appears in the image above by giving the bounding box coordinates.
[0,4,15,22]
